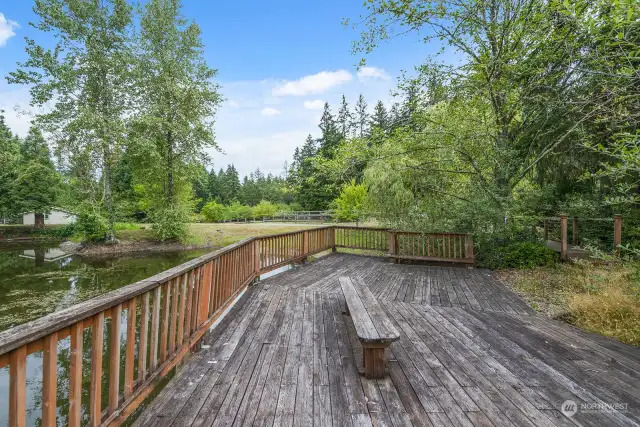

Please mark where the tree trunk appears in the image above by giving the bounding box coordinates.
[167,131,174,204]
[103,151,116,242]
[34,213,45,229]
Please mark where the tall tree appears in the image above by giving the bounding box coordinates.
[8,0,134,241]
[131,0,221,238]
[219,164,241,204]
[337,95,353,138]
[354,94,369,137]
[0,112,21,220]
[370,101,388,133]
[318,103,341,158]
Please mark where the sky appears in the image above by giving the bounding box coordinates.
[0,1,434,178]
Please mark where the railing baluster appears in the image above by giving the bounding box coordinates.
[184,271,194,337]
[9,346,27,427]
[90,312,104,427]
[124,297,136,399]
[109,304,122,414]
[42,332,57,427]
[177,274,187,344]
[150,286,161,370]
[139,292,150,381]
[160,282,170,363]
[69,323,83,427]
[170,279,179,355]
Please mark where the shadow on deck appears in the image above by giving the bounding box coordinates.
[135,253,640,427]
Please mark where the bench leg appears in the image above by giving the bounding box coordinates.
[362,346,386,379]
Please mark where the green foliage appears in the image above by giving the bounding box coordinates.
[252,200,279,218]
[479,242,558,270]
[76,211,110,242]
[150,204,190,242]
[201,201,226,222]
[226,202,252,220]
[333,179,368,222]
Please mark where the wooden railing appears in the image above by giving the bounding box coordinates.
[0,225,473,427]
[390,231,475,264]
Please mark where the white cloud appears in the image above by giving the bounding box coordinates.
[0,13,19,47]
[261,107,281,117]
[357,66,390,81]
[303,99,324,110]
[272,70,352,97]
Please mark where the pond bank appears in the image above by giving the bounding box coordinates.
[62,239,217,256]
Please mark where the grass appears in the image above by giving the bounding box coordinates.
[499,261,640,346]
[115,222,327,246]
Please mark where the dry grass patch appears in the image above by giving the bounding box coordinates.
[499,262,640,346]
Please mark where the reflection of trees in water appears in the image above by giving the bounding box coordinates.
[26,317,131,426]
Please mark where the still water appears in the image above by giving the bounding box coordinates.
[0,243,212,426]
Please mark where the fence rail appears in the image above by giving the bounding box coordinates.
[0,225,473,427]
[541,214,624,260]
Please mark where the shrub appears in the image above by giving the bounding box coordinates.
[333,179,368,222]
[478,241,558,269]
[227,202,252,220]
[76,211,109,242]
[252,200,278,218]
[150,204,189,241]
[201,201,226,222]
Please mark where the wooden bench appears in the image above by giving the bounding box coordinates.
[339,276,400,379]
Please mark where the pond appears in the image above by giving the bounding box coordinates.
[0,243,213,426]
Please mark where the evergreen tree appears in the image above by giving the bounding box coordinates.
[13,126,60,227]
[337,95,353,138]
[219,164,241,204]
[370,101,388,132]
[318,103,341,158]
[0,113,21,220]
[20,127,52,166]
[354,94,369,137]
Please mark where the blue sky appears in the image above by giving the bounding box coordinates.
[0,1,434,177]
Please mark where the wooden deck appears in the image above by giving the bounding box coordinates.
[135,253,640,427]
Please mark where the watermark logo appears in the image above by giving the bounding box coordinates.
[560,400,629,417]
[561,400,578,417]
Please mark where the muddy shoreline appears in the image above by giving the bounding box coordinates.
[59,239,218,256]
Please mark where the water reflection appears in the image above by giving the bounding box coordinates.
[0,243,212,426]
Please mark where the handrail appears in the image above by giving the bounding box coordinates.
[0,225,474,426]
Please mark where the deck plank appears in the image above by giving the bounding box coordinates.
[132,253,640,427]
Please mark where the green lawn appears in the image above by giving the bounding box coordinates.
[115,222,328,246]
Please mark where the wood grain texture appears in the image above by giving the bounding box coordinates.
[134,253,640,427]
[42,332,57,427]
[69,323,83,427]
[90,312,104,427]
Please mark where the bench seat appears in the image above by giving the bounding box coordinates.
[339,276,400,378]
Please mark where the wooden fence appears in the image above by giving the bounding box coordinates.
[543,214,624,260]
[0,225,473,427]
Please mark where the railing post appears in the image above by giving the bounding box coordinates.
[330,226,336,252]
[572,217,578,246]
[387,230,396,262]
[254,238,260,278]
[560,214,568,261]
[613,214,622,254]
[465,234,475,263]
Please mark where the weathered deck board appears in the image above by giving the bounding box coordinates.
[135,253,639,427]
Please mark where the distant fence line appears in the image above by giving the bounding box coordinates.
[217,210,335,223]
